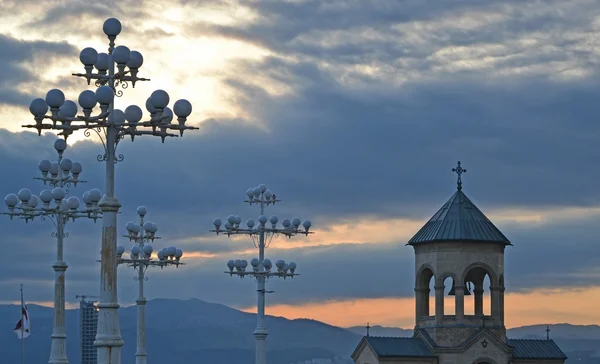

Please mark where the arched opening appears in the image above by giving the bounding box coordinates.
[481,274,491,315]
[442,276,455,315]
[428,272,435,317]
[415,266,434,319]
[462,264,497,318]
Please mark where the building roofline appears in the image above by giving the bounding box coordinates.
[407,239,513,246]
[407,189,512,245]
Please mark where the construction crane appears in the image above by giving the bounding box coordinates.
[76,295,99,303]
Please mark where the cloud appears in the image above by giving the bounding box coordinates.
[3,58,600,305]
[2,183,599,308]
[0,35,77,107]
[1,0,600,322]
[127,218,600,308]
[24,2,119,29]
[186,0,600,82]
[10,0,232,41]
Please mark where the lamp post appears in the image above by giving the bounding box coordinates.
[23,17,198,364]
[2,139,103,364]
[115,206,184,364]
[210,184,313,364]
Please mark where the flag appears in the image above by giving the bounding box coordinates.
[14,303,30,339]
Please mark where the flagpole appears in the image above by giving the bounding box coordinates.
[21,284,24,364]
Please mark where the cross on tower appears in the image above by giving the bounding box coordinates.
[452,161,467,190]
[546,325,551,340]
[366,322,371,337]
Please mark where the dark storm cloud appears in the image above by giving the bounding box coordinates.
[242,58,600,210]
[0,35,77,107]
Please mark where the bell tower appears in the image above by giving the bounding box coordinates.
[351,161,567,364]
[408,162,511,346]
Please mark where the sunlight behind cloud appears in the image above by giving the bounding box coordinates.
[0,106,34,134]
[0,0,272,140]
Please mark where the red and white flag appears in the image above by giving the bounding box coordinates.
[14,303,30,339]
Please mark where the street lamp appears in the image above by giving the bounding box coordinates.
[22,17,198,364]
[2,139,102,364]
[115,206,184,364]
[210,184,313,364]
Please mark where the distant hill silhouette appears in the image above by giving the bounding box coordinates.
[0,299,598,364]
[0,299,356,364]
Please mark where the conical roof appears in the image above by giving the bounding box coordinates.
[408,162,511,245]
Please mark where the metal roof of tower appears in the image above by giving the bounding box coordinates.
[407,162,511,245]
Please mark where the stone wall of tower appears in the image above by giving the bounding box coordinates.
[414,242,505,287]
[413,241,507,347]
[435,331,513,364]
[421,326,507,346]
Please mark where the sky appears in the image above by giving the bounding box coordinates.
[1,0,600,330]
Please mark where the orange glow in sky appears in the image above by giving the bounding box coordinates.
[239,287,600,328]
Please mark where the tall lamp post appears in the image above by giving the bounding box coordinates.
[115,206,184,364]
[210,184,313,364]
[2,139,103,364]
[23,17,198,364]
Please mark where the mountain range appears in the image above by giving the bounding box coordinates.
[0,298,598,364]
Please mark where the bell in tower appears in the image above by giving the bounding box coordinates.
[448,278,471,296]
